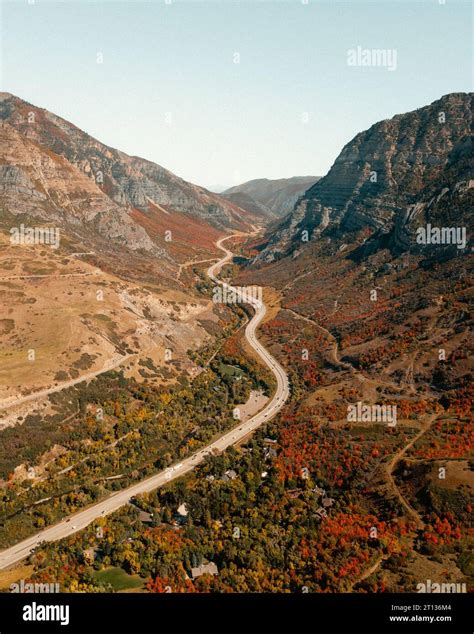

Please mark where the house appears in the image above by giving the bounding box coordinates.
[83,547,97,564]
[312,486,326,497]
[191,561,219,580]
[287,489,302,499]
[177,503,188,517]
[173,503,189,526]
[222,469,237,481]
[263,447,277,460]
[138,510,154,524]
[322,497,335,508]
[263,438,277,445]
[315,507,328,520]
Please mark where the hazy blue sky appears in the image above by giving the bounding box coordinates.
[1,0,472,190]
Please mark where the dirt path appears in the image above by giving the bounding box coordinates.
[285,305,436,531]
[177,257,218,281]
[284,308,358,372]
[0,353,134,413]
[0,271,102,281]
[351,554,388,589]
[284,307,403,390]
[385,413,439,530]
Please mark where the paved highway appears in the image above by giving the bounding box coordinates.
[0,234,289,570]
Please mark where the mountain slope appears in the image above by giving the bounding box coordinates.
[258,93,472,262]
[0,92,256,233]
[223,176,319,218]
[234,95,473,591]
[0,119,157,252]
[0,94,241,420]
[221,191,272,220]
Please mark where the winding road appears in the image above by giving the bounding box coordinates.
[0,234,290,570]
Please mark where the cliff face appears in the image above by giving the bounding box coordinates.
[0,93,254,232]
[0,119,157,252]
[259,93,472,262]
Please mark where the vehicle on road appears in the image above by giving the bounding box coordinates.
[0,232,290,572]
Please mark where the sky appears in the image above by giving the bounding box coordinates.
[0,0,472,190]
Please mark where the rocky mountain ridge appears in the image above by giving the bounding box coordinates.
[258,93,472,262]
[0,92,256,237]
[0,119,157,253]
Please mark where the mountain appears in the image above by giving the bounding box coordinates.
[0,115,156,253]
[258,93,472,262]
[0,94,243,416]
[222,176,319,218]
[221,191,273,220]
[235,98,472,588]
[0,92,256,240]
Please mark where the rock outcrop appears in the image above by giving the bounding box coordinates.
[258,93,472,262]
[0,119,156,252]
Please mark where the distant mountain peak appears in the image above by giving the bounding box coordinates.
[222,175,320,218]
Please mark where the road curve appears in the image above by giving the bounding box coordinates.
[0,234,289,570]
